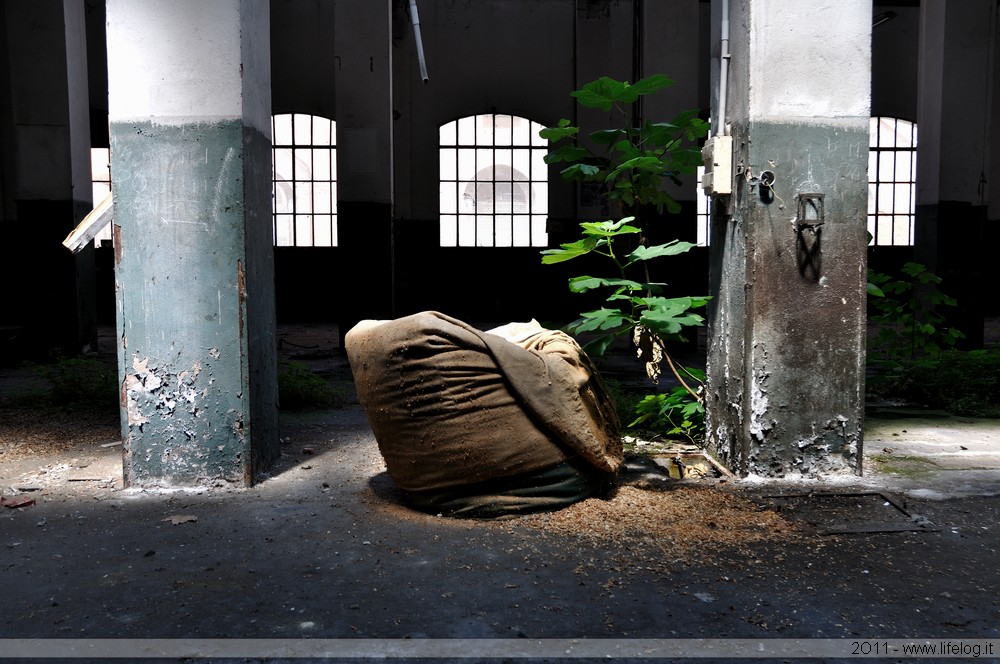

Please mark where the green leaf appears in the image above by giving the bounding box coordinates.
[544,144,591,164]
[639,300,706,337]
[582,333,619,358]
[686,118,711,140]
[538,124,578,142]
[867,282,885,298]
[639,122,678,147]
[607,156,664,179]
[683,367,707,382]
[569,308,630,333]
[560,163,602,180]
[568,276,646,293]
[681,296,711,310]
[539,237,601,264]
[636,296,694,313]
[579,217,641,238]
[570,77,631,111]
[611,140,642,160]
[569,74,675,111]
[681,402,702,419]
[901,262,927,277]
[664,197,683,215]
[628,74,675,96]
[590,129,626,145]
[626,240,697,263]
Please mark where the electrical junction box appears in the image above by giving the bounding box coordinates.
[701,135,733,195]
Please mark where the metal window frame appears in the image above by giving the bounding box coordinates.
[439,113,548,248]
[271,113,338,247]
[868,116,917,247]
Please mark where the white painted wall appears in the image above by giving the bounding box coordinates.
[107,0,244,123]
[748,0,871,123]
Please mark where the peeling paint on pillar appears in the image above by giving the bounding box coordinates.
[111,119,276,486]
[706,120,868,478]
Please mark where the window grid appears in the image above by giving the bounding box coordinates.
[695,165,710,247]
[272,114,337,247]
[868,117,917,246]
[439,114,548,247]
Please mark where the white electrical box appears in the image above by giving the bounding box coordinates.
[701,135,733,195]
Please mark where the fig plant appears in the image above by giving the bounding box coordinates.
[540,75,710,441]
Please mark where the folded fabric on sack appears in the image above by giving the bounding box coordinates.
[345,311,622,518]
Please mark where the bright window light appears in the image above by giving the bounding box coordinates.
[868,117,917,246]
[696,165,710,247]
[439,114,548,247]
[272,113,337,247]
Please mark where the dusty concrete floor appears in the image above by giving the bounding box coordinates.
[1,324,999,663]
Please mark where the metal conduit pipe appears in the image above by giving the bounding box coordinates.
[408,0,429,84]
[717,0,730,136]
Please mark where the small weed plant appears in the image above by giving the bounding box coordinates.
[867,261,964,370]
[905,349,1000,418]
[864,262,1000,417]
[278,360,345,411]
[631,368,707,444]
[36,353,118,413]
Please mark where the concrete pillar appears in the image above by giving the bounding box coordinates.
[705,0,870,477]
[915,0,996,348]
[107,0,278,486]
[2,0,96,356]
[334,1,394,339]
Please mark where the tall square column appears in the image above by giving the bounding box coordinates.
[107,0,278,486]
[705,0,871,476]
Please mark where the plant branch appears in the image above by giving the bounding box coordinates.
[657,337,701,401]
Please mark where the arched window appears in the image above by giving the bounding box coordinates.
[869,117,917,246]
[439,114,548,247]
[272,113,337,247]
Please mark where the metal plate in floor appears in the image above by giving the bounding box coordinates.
[760,492,938,535]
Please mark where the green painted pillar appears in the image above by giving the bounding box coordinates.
[705,0,871,477]
[107,0,278,486]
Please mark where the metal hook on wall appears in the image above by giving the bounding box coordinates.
[795,193,824,281]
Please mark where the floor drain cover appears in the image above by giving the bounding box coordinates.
[761,492,938,535]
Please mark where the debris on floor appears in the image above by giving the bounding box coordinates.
[1,495,35,509]
[164,514,198,525]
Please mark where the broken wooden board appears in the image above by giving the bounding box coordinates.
[62,192,112,254]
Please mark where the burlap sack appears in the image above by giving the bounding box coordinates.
[345,311,622,516]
